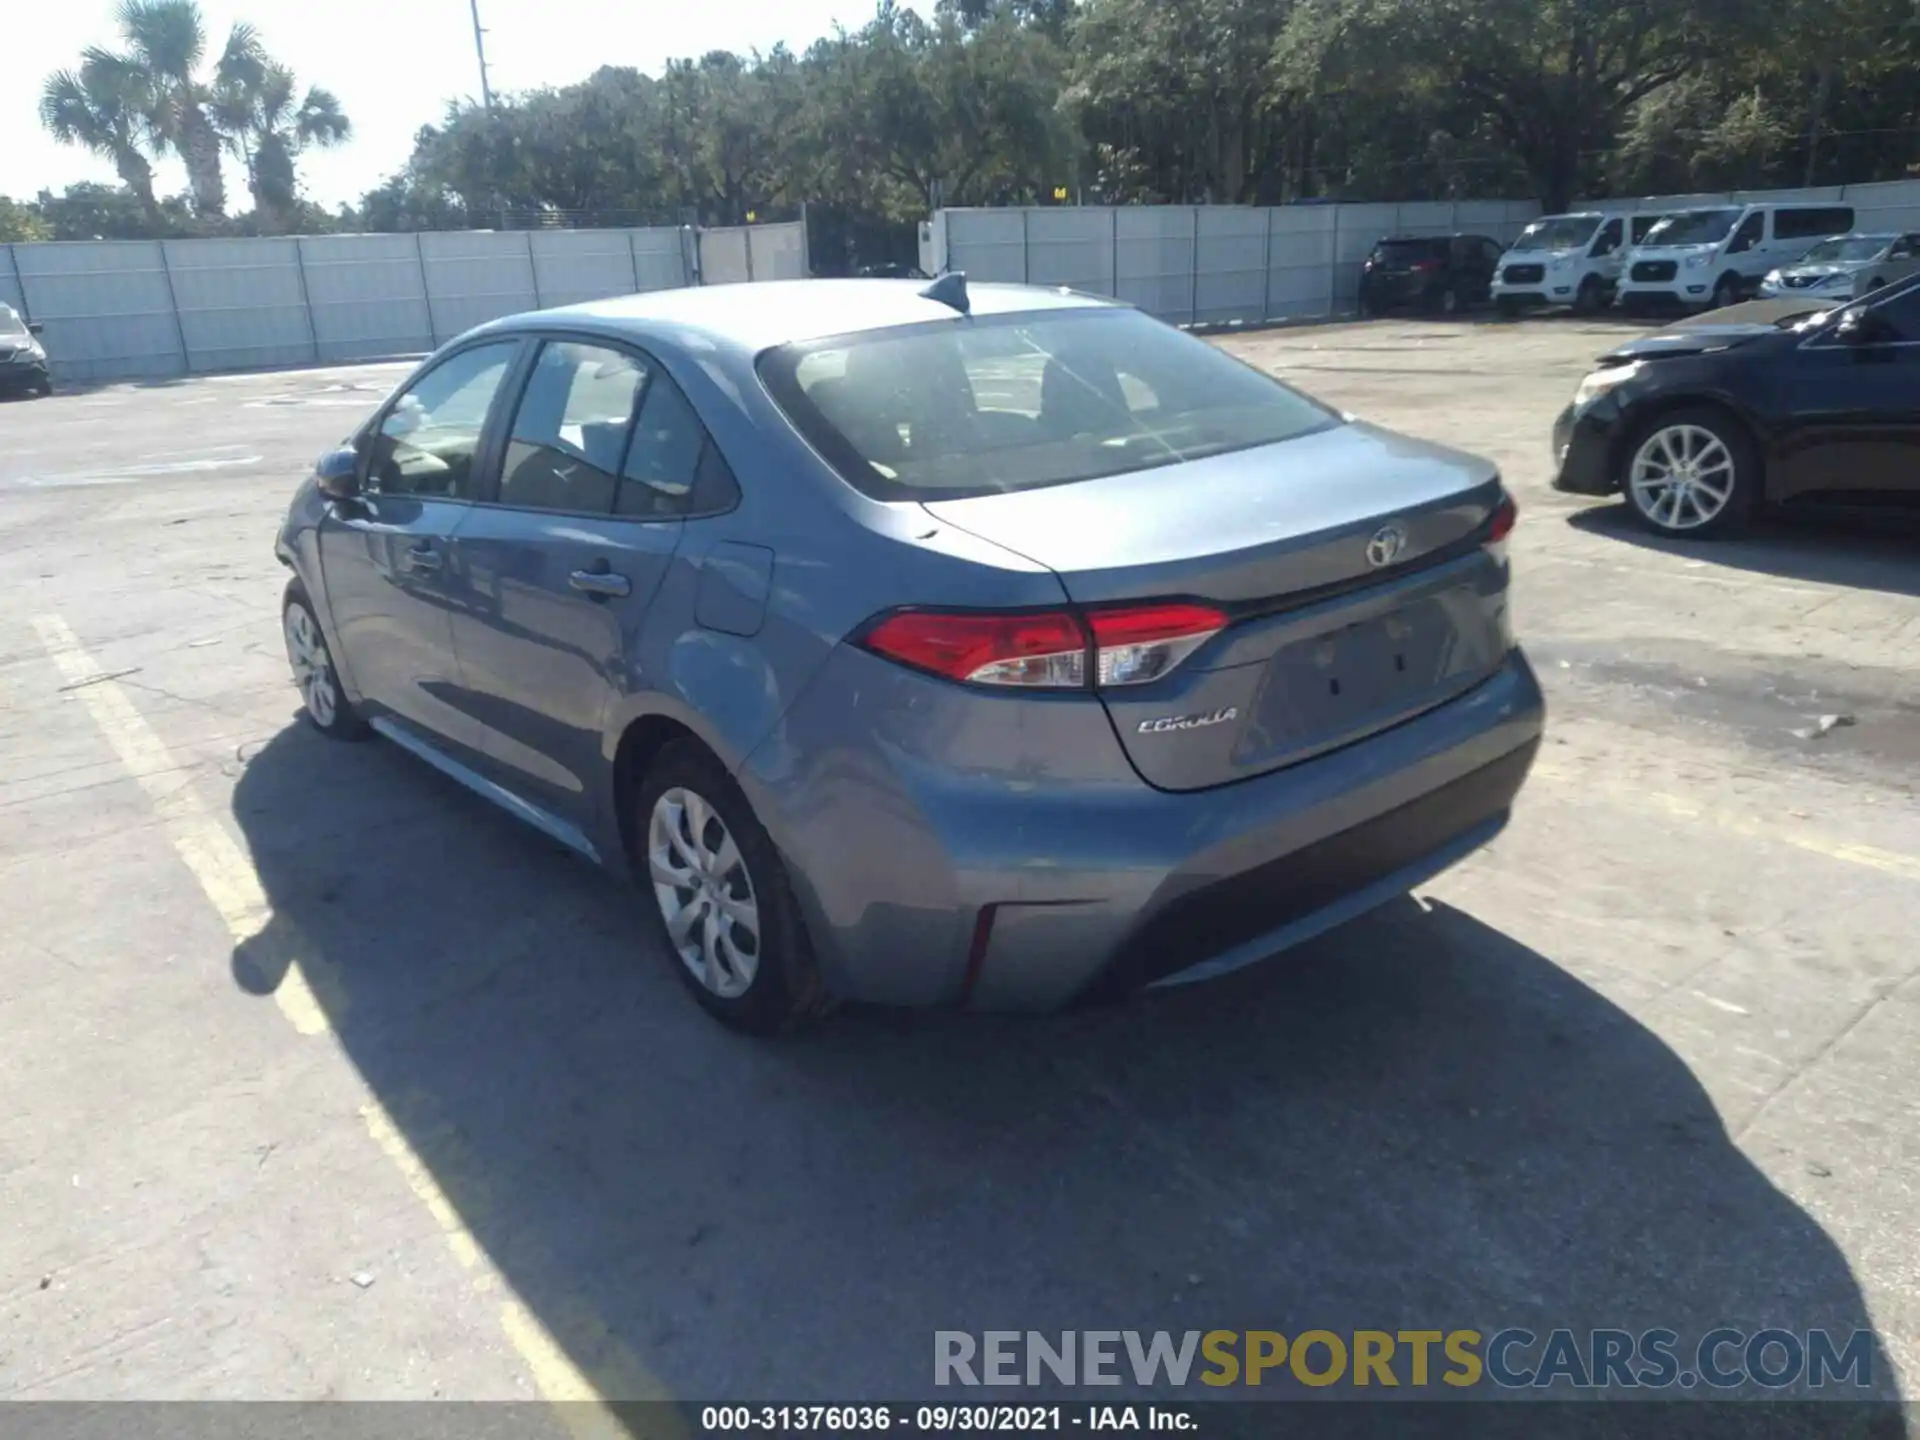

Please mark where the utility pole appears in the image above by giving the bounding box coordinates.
[469,0,494,110]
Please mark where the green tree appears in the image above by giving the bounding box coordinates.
[85,0,269,217]
[0,197,52,243]
[38,57,164,226]
[34,182,196,240]
[213,62,352,231]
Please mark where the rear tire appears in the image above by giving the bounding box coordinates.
[282,580,369,740]
[1437,285,1460,316]
[1622,406,1758,540]
[632,740,833,1035]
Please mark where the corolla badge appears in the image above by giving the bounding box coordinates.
[1365,522,1408,568]
[1138,707,1238,735]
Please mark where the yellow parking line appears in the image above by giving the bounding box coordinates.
[1530,756,1920,882]
[33,613,670,1435]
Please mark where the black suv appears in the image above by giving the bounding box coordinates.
[1359,234,1505,317]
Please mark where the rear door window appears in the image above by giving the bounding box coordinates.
[498,341,646,514]
[1773,206,1857,241]
[617,370,712,518]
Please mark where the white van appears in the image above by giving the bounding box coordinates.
[1491,212,1668,314]
[1613,201,1856,311]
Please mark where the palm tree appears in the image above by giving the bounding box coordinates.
[213,63,352,231]
[103,0,266,217]
[39,58,163,227]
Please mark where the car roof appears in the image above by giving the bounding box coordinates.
[498,278,1123,354]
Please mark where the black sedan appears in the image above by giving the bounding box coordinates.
[1552,279,1920,537]
[0,305,51,398]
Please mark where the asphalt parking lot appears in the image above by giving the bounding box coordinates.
[1,315,1916,1417]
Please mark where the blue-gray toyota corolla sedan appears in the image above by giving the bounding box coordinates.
[275,276,1543,1032]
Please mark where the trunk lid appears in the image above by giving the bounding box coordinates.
[921,422,1514,791]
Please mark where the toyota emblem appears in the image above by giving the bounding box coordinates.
[1365,522,1408,568]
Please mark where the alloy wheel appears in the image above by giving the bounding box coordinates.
[283,604,339,728]
[648,786,761,999]
[1628,424,1737,532]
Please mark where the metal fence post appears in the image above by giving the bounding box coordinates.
[626,230,642,293]
[1329,205,1343,317]
[291,235,320,363]
[415,231,435,345]
[5,243,28,325]
[1021,208,1031,283]
[1261,207,1274,323]
[1189,205,1200,324]
[526,230,542,308]
[155,238,191,376]
[1109,206,1119,297]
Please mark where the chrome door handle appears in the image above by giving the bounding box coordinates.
[406,542,442,572]
[569,568,631,598]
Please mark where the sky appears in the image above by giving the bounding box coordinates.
[5,0,928,211]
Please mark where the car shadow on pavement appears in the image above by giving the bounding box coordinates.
[227,719,1904,1425]
[1568,501,1920,599]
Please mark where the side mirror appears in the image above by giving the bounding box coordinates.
[27,321,44,336]
[314,445,362,500]
[1838,309,1897,346]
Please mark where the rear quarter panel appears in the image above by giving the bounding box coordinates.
[592,325,1073,865]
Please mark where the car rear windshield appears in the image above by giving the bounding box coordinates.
[757,308,1339,501]
[1371,239,1446,263]
[1642,209,1742,247]
[1512,216,1600,251]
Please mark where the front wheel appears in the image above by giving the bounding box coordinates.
[1572,276,1605,315]
[1624,408,1758,539]
[1711,274,1743,310]
[283,582,369,739]
[634,741,832,1034]
[1495,296,1522,319]
[33,377,52,398]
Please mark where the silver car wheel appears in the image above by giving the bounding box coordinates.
[1628,424,1736,532]
[648,786,760,999]
[283,603,339,728]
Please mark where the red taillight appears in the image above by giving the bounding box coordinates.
[1488,495,1518,543]
[1411,259,1443,272]
[857,601,1228,690]
[1086,602,1228,686]
[860,609,1088,687]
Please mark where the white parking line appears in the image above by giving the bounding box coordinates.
[31,612,668,1432]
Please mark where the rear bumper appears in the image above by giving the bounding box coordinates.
[743,646,1546,1012]
[1360,276,1437,310]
